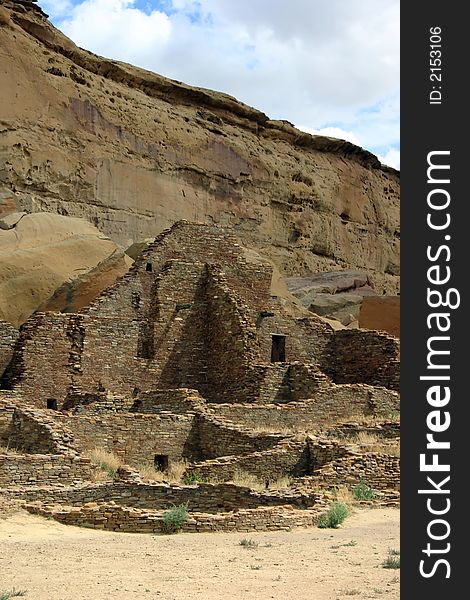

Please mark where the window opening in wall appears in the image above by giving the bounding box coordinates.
[46,399,58,410]
[154,454,169,471]
[131,291,141,309]
[270,334,286,362]
[146,262,153,272]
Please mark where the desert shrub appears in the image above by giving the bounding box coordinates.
[383,548,400,569]
[318,501,349,529]
[162,503,189,533]
[183,471,201,485]
[353,482,375,501]
[239,538,258,548]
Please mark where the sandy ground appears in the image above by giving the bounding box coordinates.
[0,507,399,600]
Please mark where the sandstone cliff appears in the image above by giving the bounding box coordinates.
[0,0,399,294]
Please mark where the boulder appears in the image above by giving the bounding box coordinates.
[0,211,132,326]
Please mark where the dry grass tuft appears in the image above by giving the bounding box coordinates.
[355,431,381,445]
[86,447,122,480]
[334,485,355,505]
[0,445,21,455]
[138,459,190,484]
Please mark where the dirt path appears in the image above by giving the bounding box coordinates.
[0,507,399,600]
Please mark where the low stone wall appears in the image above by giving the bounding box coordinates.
[313,453,400,491]
[53,412,198,466]
[188,440,310,482]
[207,384,399,431]
[25,502,319,533]
[9,480,318,512]
[131,389,206,414]
[7,406,79,454]
[321,421,400,440]
[197,414,283,459]
[0,453,94,486]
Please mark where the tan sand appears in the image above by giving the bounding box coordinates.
[0,506,399,600]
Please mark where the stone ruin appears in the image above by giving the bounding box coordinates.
[0,221,400,533]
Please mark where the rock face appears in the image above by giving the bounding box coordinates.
[0,209,132,326]
[0,0,399,294]
[359,296,400,338]
[286,270,378,325]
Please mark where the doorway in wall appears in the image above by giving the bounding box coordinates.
[271,334,286,362]
[154,454,169,471]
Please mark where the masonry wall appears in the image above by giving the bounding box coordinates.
[196,415,282,459]
[26,503,318,534]
[313,453,400,491]
[207,384,399,430]
[87,222,274,320]
[0,320,18,378]
[0,453,94,486]
[188,440,311,481]
[255,314,334,366]
[0,398,15,446]
[54,413,198,466]
[323,329,400,391]
[204,268,259,402]
[7,407,77,454]
[14,480,315,512]
[4,313,78,408]
[131,389,206,414]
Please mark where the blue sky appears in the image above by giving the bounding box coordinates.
[41,0,399,168]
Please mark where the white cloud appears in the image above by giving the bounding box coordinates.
[378,148,400,170]
[41,0,74,17]
[297,126,362,147]
[59,1,171,65]
[53,0,399,158]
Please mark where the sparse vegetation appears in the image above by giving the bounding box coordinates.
[333,485,355,505]
[318,501,350,529]
[162,503,189,533]
[0,590,27,599]
[0,444,21,455]
[239,538,258,548]
[183,471,202,485]
[382,548,400,569]
[353,482,375,501]
[86,447,122,480]
[138,459,189,484]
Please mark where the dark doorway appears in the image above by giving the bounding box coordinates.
[146,262,153,272]
[154,454,169,471]
[46,399,58,410]
[271,334,286,362]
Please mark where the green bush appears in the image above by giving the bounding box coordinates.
[162,503,189,533]
[353,482,375,501]
[318,501,349,529]
[183,471,202,485]
[383,548,400,569]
